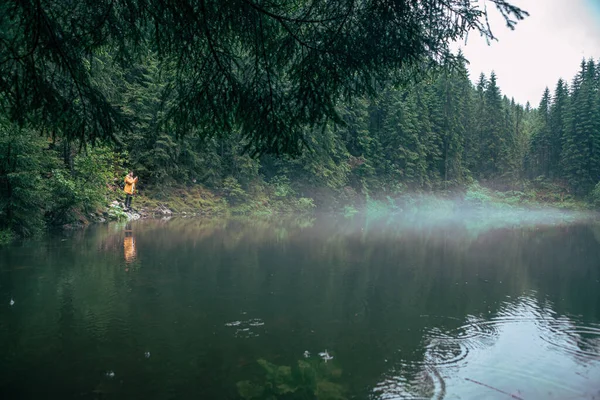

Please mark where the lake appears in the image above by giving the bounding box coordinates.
[1,211,600,399]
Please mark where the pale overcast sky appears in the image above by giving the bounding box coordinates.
[453,0,600,106]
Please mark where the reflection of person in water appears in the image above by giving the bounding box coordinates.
[124,223,136,266]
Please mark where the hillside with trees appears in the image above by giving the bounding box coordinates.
[1,0,599,240]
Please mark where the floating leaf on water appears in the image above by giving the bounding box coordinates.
[318,350,334,362]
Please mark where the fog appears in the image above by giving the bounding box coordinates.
[347,193,598,237]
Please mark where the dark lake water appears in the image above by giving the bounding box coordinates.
[1,211,600,399]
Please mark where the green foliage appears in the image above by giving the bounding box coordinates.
[591,183,600,208]
[296,198,316,213]
[1,0,527,155]
[0,228,15,245]
[343,206,359,218]
[464,182,493,206]
[221,176,247,205]
[270,175,295,199]
[0,123,52,236]
[237,358,346,400]
[1,23,598,235]
[107,203,129,221]
[0,119,122,236]
[47,146,117,225]
[558,59,600,194]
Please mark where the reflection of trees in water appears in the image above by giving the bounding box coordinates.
[91,216,600,395]
[372,294,600,399]
[2,216,599,398]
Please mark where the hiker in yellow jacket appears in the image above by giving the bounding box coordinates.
[124,171,138,210]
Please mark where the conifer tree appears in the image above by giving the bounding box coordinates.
[529,87,551,178]
[430,60,470,185]
[480,72,505,178]
[549,79,569,179]
[561,59,600,193]
[469,73,488,176]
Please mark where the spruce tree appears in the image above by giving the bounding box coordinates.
[469,73,488,176]
[529,87,551,178]
[586,60,600,188]
[512,100,528,179]
[430,58,470,186]
[481,72,505,179]
[549,79,569,179]
[500,95,519,180]
[562,59,598,194]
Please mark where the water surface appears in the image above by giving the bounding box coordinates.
[1,213,600,399]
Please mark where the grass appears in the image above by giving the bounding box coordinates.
[464,181,591,211]
[134,185,227,215]
[102,179,594,223]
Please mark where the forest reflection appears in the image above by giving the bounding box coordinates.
[1,212,599,399]
[373,294,600,399]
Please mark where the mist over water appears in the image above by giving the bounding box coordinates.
[1,210,600,399]
[349,193,597,236]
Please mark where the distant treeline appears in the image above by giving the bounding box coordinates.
[1,56,599,237]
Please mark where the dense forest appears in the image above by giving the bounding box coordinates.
[1,0,599,239]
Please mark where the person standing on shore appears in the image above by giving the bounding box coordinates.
[124,171,138,210]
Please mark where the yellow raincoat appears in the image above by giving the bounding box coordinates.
[124,175,138,195]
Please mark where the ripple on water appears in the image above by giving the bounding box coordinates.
[407,298,600,399]
[421,316,499,369]
[541,321,600,359]
[421,297,550,369]
[224,318,265,338]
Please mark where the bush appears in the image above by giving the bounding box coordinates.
[295,197,316,213]
[464,182,492,206]
[47,145,118,226]
[0,120,122,235]
[0,123,51,236]
[221,176,247,205]
[271,175,295,198]
[107,203,129,221]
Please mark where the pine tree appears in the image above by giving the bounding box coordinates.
[430,58,470,186]
[499,96,519,180]
[586,60,600,188]
[480,72,505,178]
[528,87,551,178]
[549,79,569,179]
[381,87,429,189]
[512,100,528,179]
[562,59,599,193]
[469,73,488,176]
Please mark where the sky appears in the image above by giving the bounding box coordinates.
[453,0,600,106]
